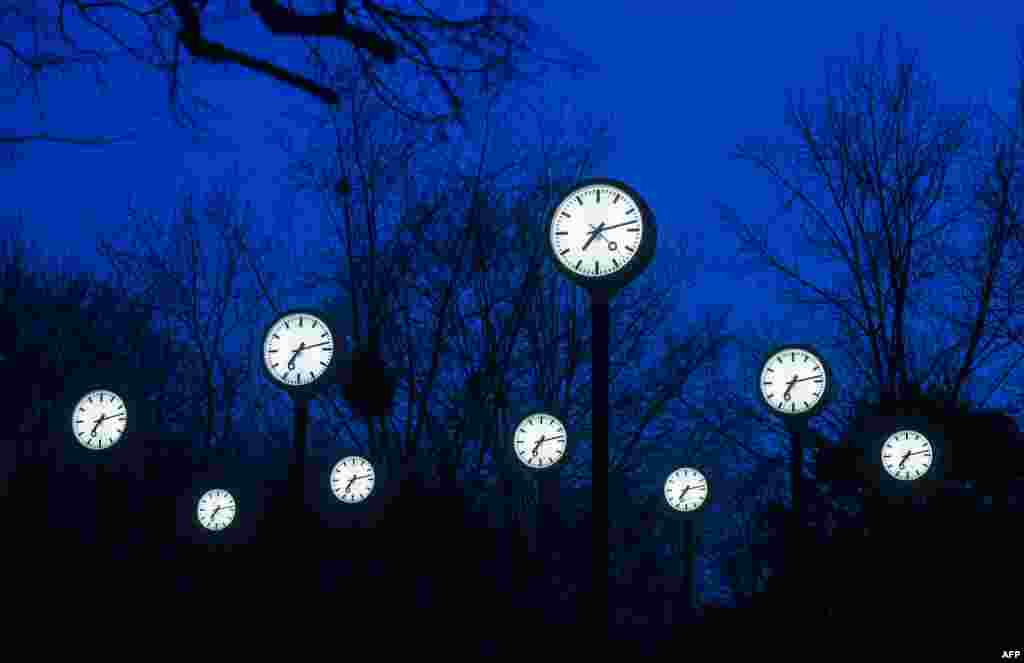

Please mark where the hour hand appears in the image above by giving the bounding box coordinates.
[581,223,606,251]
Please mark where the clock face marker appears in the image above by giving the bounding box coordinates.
[331,456,376,503]
[513,413,567,469]
[72,389,127,450]
[759,347,828,416]
[549,182,647,280]
[264,312,334,389]
[665,467,708,512]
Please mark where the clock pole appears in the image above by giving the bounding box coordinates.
[292,394,310,538]
[591,288,610,613]
[682,517,696,619]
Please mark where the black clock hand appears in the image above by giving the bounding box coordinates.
[288,341,307,370]
[301,341,331,349]
[90,414,108,435]
[783,375,798,401]
[581,222,606,251]
[209,506,221,523]
[898,450,911,468]
[906,450,929,456]
[532,435,546,457]
[598,219,639,233]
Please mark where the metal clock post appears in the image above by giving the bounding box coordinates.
[756,344,834,615]
[663,466,711,621]
[68,385,135,547]
[545,178,657,611]
[511,410,573,572]
[260,309,340,543]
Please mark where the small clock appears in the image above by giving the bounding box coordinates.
[261,309,336,393]
[197,488,236,531]
[547,178,657,294]
[758,345,831,417]
[513,413,568,469]
[881,430,934,481]
[331,456,375,504]
[664,467,709,513]
[71,388,127,450]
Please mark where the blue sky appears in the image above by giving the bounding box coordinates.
[6,2,1021,334]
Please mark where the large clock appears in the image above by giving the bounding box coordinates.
[71,388,127,450]
[547,178,657,293]
[261,309,336,394]
[881,430,934,481]
[196,488,236,531]
[758,345,831,417]
[513,412,569,470]
[664,467,710,513]
[331,456,375,504]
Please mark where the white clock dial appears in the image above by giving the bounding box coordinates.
[881,430,933,481]
[550,183,644,278]
[664,467,708,512]
[759,348,827,415]
[262,312,334,387]
[71,389,127,450]
[513,413,568,469]
[197,489,236,531]
[331,456,375,504]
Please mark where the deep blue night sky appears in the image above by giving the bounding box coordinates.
[8,2,1021,332]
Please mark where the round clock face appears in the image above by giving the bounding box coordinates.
[759,347,828,415]
[262,312,334,388]
[197,489,236,531]
[513,413,568,469]
[550,182,645,279]
[664,467,709,512]
[881,430,933,481]
[72,389,127,450]
[331,456,375,504]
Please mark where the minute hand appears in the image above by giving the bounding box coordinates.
[599,220,638,232]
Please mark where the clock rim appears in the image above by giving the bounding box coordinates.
[756,343,834,419]
[511,410,572,472]
[879,429,935,481]
[196,488,237,532]
[69,384,133,451]
[259,307,340,397]
[545,177,657,296]
[330,455,376,503]
[663,466,710,513]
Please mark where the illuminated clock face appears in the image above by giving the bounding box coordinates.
[262,312,334,388]
[71,389,127,450]
[513,413,568,469]
[549,182,645,279]
[881,430,933,481]
[197,489,236,531]
[331,456,375,504]
[759,347,828,415]
[664,467,708,512]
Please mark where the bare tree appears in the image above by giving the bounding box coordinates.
[2,0,591,147]
[97,169,283,453]
[716,28,1004,411]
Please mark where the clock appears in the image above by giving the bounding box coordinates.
[664,467,709,513]
[331,456,375,503]
[196,488,236,531]
[881,430,934,481]
[71,388,127,450]
[758,345,831,417]
[547,178,657,293]
[513,412,568,469]
[261,310,336,393]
